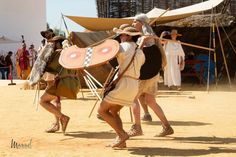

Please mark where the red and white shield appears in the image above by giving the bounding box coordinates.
[59,39,119,69]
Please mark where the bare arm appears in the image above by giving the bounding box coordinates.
[159,32,168,45]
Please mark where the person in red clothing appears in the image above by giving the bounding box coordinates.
[5,51,13,79]
[16,43,30,79]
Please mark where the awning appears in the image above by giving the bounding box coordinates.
[70,31,113,47]
[66,16,133,32]
[66,0,224,31]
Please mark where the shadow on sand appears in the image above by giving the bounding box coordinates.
[170,136,236,145]
[128,146,236,156]
[124,120,211,126]
[64,131,116,139]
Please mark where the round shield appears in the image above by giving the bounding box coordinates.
[59,39,119,69]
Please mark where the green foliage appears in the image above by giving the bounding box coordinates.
[53,27,66,37]
[46,23,50,30]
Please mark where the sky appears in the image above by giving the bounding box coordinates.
[46,0,97,33]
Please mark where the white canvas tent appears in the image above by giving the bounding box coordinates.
[0,36,20,44]
[66,0,224,31]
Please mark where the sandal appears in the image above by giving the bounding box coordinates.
[177,87,182,91]
[113,142,127,149]
[96,113,104,121]
[60,115,70,134]
[111,132,129,148]
[45,123,60,133]
[141,113,152,122]
[106,136,127,148]
[155,126,174,137]
[127,124,143,137]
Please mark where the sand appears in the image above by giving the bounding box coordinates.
[0,80,236,157]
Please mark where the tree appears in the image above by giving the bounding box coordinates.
[46,23,50,30]
[53,27,66,37]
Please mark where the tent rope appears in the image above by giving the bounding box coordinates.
[216,17,236,55]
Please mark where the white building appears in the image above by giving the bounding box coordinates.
[0,0,46,54]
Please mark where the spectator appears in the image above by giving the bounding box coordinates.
[29,44,37,68]
[5,51,13,79]
[37,39,46,54]
[16,43,30,79]
[161,29,185,91]
[0,55,7,79]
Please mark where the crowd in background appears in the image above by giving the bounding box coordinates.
[0,43,39,80]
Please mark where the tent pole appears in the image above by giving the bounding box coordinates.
[212,14,218,87]
[62,13,86,98]
[61,13,70,36]
[149,8,170,26]
[217,18,236,55]
[214,17,232,88]
[207,10,213,93]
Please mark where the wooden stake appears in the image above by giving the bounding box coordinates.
[215,17,232,87]
[149,8,170,26]
[212,15,218,87]
[157,37,214,52]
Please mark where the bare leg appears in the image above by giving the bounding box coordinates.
[128,98,143,137]
[45,96,61,133]
[132,99,141,125]
[98,101,128,147]
[44,81,61,132]
[145,93,174,136]
[98,101,124,136]
[40,92,63,118]
[40,92,69,134]
[46,81,61,124]
[139,94,149,114]
[145,93,170,127]
[53,96,61,124]
[139,94,152,121]
[109,105,123,130]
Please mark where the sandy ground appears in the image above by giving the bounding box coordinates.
[0,80,236,157]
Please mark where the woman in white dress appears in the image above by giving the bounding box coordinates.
[98,25,145,148]
[161,29,185,90]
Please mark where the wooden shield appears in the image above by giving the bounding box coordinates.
[59,39,119,69]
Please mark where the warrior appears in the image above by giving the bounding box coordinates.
[128,13,174,137]
[98,25,145,148]
[29,35,80,134]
